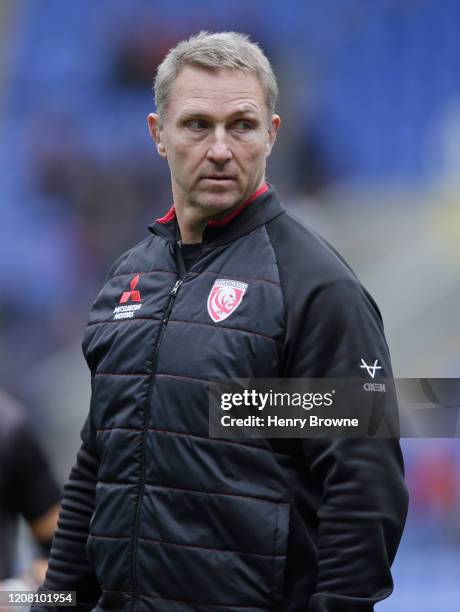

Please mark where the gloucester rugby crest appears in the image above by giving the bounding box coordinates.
[207,278,248,323]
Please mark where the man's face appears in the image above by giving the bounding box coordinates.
[148,66,280,220]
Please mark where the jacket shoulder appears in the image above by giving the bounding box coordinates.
[103,234,158,281]
[266,211,390,378]
[265,209,384,326]
[266,210,359,288]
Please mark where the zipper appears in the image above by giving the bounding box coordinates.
[131,275,184,611]
[163,280,182,320]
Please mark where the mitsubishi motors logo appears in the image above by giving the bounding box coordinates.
[113,274,143,320]
[120,274,141,303]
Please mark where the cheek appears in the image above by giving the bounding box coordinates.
[240,140,267,165]
[169,140,204,170]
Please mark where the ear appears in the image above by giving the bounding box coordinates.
[147,113,167,158]
[266,114,281,157]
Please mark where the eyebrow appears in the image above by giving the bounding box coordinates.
[178,107,260,122]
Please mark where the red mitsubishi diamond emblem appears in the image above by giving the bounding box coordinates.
[120,274,141,304]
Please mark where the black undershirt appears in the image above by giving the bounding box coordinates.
[180,243,203,272]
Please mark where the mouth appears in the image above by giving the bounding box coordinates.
[201,175,236,182]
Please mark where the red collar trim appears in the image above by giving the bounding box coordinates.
[156,206,176,224]
[156,183,269,225]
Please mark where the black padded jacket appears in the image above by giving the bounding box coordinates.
[34,184,408,612]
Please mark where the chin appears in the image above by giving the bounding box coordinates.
[197,186,242,212]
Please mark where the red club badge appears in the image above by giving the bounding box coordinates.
[207,279,248,323]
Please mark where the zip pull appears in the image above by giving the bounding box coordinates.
[162,280,182,324]
[170,279,182,297]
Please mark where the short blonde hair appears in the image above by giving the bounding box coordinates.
[154,31,278,119]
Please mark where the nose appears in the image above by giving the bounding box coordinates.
[206,126,232,164]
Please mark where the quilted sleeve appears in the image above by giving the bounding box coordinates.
[31,414,101,611]
[286,280,408,612]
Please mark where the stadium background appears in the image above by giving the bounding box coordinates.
[0,1,459,609]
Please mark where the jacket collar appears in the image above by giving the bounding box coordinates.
[148,182,285,246]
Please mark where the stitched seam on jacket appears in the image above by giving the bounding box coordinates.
[156,372,209,382]
[97,427,143,432]
[270,504,281,602]
[110,268,279,287]
[167,319,281,345]
[187,269,281,287]
[94,372,148,377]
[93,372,206,380]
[95,425,292,458]
[263,222,288,353]
[100,588,268,609]
[145,482,288,504]
[96,480,288,504]
[110,269,177,281]
[89,533,285,558]
[148,426,291,456]
[87,316,163,327]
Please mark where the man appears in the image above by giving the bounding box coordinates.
[0,390,60,589]
[34,31,408,611]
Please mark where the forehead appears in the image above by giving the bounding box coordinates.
[166,65,267,119]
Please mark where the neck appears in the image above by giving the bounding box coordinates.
[173,180,266,244]
[176,209,207,244]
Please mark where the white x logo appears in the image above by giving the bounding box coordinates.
[360,359,382,379]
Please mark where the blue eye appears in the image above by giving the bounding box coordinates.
[187,119,207,130]
[233,120,253,131]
